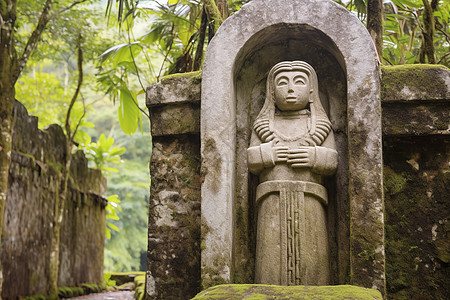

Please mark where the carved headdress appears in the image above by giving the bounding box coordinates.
[253,61,332,146]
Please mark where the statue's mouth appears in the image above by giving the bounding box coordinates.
[286,97,297,102]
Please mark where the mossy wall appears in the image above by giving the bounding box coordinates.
[1,101,107,299]
[383,137,449,300]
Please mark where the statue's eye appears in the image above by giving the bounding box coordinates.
[294,77,306,85]
[276,78,288,86]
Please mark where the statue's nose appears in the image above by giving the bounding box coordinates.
[288,83,294,92]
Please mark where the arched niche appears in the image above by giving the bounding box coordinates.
[201,0,384,294]
[233,23,349,285]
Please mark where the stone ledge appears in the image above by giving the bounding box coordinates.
[381,65,450,102]
[146,71,201,107]
[191,284,383,300]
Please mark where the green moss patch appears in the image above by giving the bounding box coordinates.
[381,64,449,101]
[191,284,383,299]
[161,70,202,83]
[134,274,146,300]
[106,271,146,286]
[58,286,84,298]
[24,294,47,300]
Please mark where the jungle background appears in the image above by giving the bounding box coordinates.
[1,0,449,279]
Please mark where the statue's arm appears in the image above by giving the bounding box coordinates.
[312,131,338,176]
[247,133,287,175]
[287,131,338,175]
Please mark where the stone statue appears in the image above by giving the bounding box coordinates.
[247,61,338,286]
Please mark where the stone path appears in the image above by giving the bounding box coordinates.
[69,291,134,300]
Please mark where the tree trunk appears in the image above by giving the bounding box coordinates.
[48,34,83,298]
[193,8,208,71]
[367,0,383,58]
[215,0,228,20]
[0,1,18,297]
[420,0,436,63]
[203,0,223,34]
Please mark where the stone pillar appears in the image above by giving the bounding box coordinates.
[146,72,202,299]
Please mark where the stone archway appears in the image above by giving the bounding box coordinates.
[201,0,384,294]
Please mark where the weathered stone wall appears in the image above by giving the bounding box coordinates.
[381,65,449,300]
[145,65,449,299]
[1,101,106,299]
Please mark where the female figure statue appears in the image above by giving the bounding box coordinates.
[247,61,337,285]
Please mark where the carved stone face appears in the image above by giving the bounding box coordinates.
[273,70,310,111]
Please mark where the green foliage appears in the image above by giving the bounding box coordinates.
[82,100,149,272]
[103,158,149,271]
[333,0,449,67]
[15,1,117,142]
[79,134,126,174]
[97,0,252,136]
[105,194,122,240]
[15,71,65,126]
[383,0,449,66]
[334,0,368,20]
[15,68,94,142]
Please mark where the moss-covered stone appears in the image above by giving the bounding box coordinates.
[382,102,449,136]
[381,64,449,101]
[81,283,104,294]
[147,135,201,299]
[191,284,383,299]
[23,294,47,300]
[149,102,200,136]
[160,70,202,83]
[384,136,449,300]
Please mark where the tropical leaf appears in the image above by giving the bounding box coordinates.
[118,87,140,135]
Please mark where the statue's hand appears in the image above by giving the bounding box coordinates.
[272,144,288,163]
[287,146,316,168]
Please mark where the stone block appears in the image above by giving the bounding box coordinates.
[381,65,450,102]
[381,65,449,136]
[146,72,201,107]
[149,103,200,136]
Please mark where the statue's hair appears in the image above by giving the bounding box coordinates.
[254,61,331,146]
